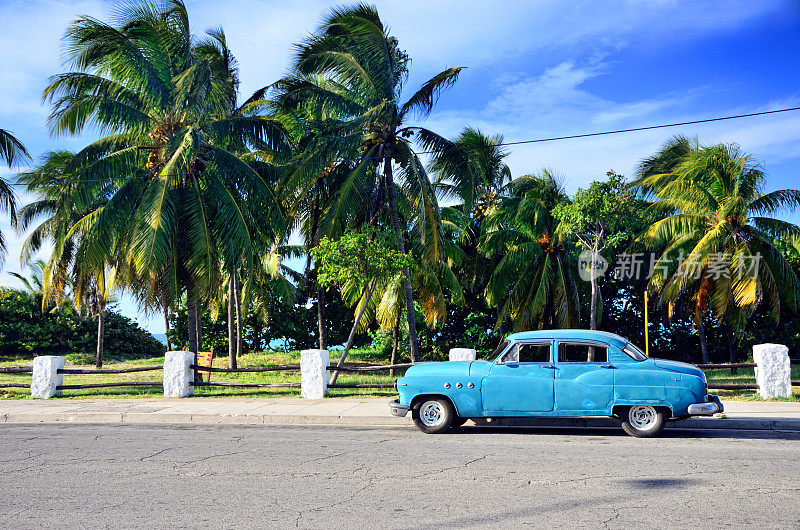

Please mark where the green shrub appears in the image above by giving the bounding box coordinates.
[0,288,164,361]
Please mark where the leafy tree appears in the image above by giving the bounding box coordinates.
[312,229,410,379]
[481,170,580,331]
[554,171,649,337]
[42,0,289,355]
[279,4,464,361]
[632,139,800,363]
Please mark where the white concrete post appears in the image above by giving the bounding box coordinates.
[301,349,329,399]
[30,356,65,399]
[753,343,792,399]
[449,348,477,362]
[163,351,195,398]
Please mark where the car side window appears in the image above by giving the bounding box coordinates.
[501,342,551,363]
[558,342,608,363]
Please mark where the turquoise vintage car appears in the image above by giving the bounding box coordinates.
[389,330,723,437]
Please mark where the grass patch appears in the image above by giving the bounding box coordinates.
[0,349,399,400]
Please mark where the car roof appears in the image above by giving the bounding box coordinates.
[505,329,629,348]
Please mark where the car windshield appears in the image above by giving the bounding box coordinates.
[485,340,509,361]
[623,342,648,361]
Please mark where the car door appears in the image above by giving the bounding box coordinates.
[554,340,614,413]
[481,341,555,413]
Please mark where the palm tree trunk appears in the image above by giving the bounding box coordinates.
[233,268,243,359]
[330,281,378,385]
[384,158,420,362]
[389,315,400,377]
[195,303,202,352]
[187,292,198,354]
[725,324,738,375]
[696,313,710,364]
[164,307,171,351]
[589,249,599,331]
[95,309,104,368]
[587,248,599,362]
[317,285,328,350]
[228,274,236,369]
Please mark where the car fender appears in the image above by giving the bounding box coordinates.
[398,376,484,417]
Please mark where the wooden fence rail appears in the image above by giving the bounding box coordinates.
[328,383,394,389]
[56,382,163,390]
[190,364,300,373]
[326,363,415,372]
[58,366,162,375]
[0,366,33,373]
[696,363,757,369]
[190,381,300,388]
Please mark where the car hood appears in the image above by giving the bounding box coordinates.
[652,358,705,378]
[405,361,473,377]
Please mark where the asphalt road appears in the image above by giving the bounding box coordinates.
[1,424,799,528]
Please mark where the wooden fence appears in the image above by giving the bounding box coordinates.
[0,365,164,392]
[3,358,799,395]
[188,362,415,389]
[698,360,800,390]
[0,365,32,388]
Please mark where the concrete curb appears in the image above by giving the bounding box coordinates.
[3,411,800,431]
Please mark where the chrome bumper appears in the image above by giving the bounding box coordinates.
[389,400,409,417]
[687,395,724,415]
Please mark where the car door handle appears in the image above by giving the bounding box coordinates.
[599,364,614,369]
[541,364,557,369]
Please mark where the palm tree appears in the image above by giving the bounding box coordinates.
[42,0,289,354]
[279,4,464,361]
[0,128,30,268]
[633,139,800,363]
[480,171,580,331]
[432,127,512,320]
[16,151,117,366]
[271,97,363,350]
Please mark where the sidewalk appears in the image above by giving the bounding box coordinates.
[2,398,800,431]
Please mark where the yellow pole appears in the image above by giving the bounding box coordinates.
[644,291,650,357]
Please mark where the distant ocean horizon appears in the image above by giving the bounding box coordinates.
[149,333,333,351]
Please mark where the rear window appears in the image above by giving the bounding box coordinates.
[623,343,647,361]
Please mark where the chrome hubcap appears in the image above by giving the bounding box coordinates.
[628,406,657,430]
[419,401,445,427]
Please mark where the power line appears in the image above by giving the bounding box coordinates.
[4,105,800,187]
[496,106,800,147]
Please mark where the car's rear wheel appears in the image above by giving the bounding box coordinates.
[620,405,667,437]
[412,398,455,434]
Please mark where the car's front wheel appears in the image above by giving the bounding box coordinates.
[412,398,455,434]
[620,405,667,437]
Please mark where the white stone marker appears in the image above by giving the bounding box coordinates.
[449,348,477,362]
[301,349,329,399]
[163,351,195,398]
[753,343,792,399]
[30,356,65,399]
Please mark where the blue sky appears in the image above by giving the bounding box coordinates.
[1,0,799,334]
